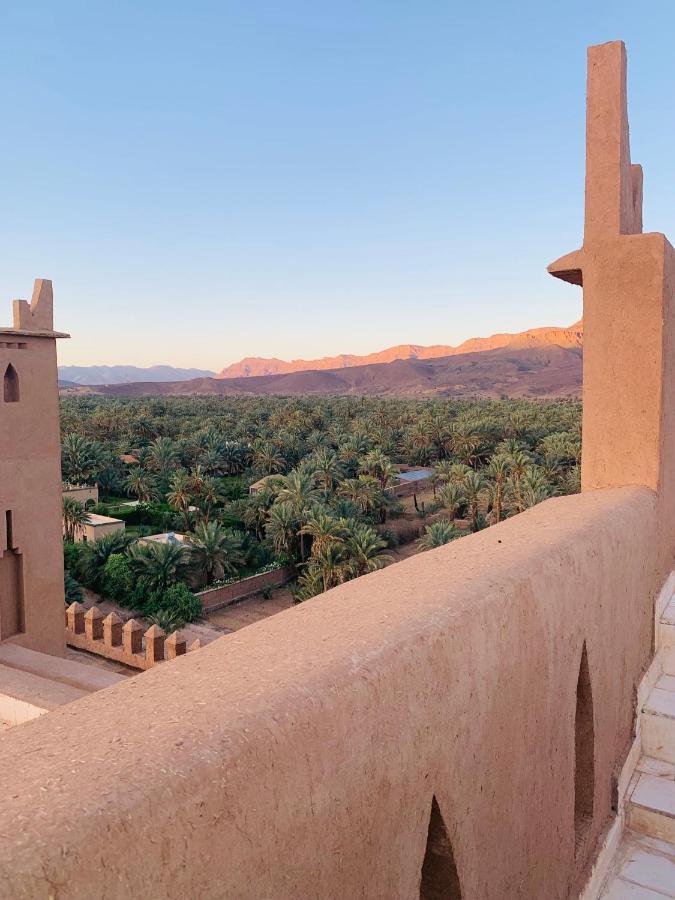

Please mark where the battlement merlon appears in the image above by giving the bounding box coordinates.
[2,279,69,339]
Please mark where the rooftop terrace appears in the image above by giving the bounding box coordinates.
[0,39,674,899]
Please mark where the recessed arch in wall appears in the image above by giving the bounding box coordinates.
[419,795,462,900]
[574,642,595,853]
[3,364,19,403]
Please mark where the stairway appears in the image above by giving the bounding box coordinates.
[597,596,675,897]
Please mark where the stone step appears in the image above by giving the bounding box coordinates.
[0,663,88,726]
[642,678,675,763]
[660,617,675,676]
[598,829,675,898]
[627,759,675,843]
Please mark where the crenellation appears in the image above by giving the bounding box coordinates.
[122,619,143,656]
[165,630,187,659]
[66,602,85,635]
[66,611,190,670]
[103,612,123,647]
[84,606,104,642]
[144,625,165,666]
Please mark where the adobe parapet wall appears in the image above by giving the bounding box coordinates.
[0,487,659,898]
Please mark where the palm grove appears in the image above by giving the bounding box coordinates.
[61,395,581,626]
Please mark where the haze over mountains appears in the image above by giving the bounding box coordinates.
[62,320,584,399]
[58,364,216,385]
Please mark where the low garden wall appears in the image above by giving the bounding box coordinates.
[197,565,295,612]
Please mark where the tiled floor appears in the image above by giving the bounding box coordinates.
[601,832,675,898]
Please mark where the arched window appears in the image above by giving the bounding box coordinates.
[574,643,595,852]
[3,365,19,403]
[420,796,462,899]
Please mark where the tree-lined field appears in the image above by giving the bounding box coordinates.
[61,395,582,623]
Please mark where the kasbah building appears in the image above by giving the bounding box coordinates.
[1,40,675,900]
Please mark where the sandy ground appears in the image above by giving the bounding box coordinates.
[205,588,296,633]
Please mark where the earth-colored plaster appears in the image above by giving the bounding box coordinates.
[0,40,671,900]
[0,487,658,898]
[0,284,66,655]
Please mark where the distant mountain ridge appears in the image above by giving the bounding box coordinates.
[59,320,584,398]
[216,321,583,379]
[57,364,216,385]
[65,345,583,401]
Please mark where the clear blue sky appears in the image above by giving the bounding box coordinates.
[1,1,674,370]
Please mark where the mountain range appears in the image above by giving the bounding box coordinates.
[57,364,216,385]
[61,320,584,399]
[215,322,583,378]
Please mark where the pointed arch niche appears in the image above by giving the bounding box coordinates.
[3,364,19,403]
[574,642,595,852]
[419,795,462,900]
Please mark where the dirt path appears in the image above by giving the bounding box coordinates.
[205,588,296,634]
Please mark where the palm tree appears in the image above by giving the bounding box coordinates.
[560,465,581,496]
[125,469,160,503]
[62,497,91,543]
[417,521,460,551]
[79,530,133,590]
[437,483,464,522]
[253,442,286,475]
[189,465,208,497]
[198,476,224,523]
[275,469,321,515]
[311,448,343,494]
[462,471,485,532]
[434,460,456,485]
[485,455,510,523]
[242,493,273,541]
[311,542,347,593]
[293,565,324,602]
[450,423,482,466]
[265,502,299,562]
[127,541,191,593]
[222,441,249,475]
[61,433,103,485]
[338,435,370,474]
[520,468,553,510]
[338,476,381,518]
[188,521,245,584]
[343,522,391,577]
[147,437,179,478]
[299,514,346,556]
[506,449,532,512]
[403,423,433,464]
[359,449,395,490]
[167,470,194,531]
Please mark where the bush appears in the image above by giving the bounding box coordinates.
[64,572,83,604]
[63,542,86,578]
[101,554,135,605]
[143,583,201,627]
[145,608,185,632]
[378,528,400,549]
